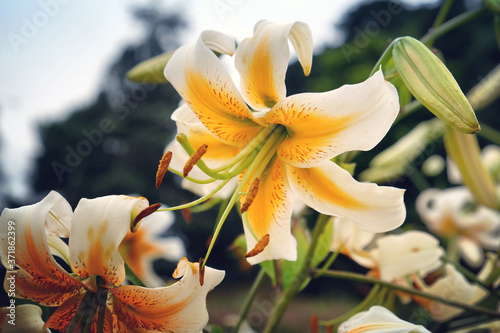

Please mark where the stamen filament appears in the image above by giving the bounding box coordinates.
[210,125,278,173]
[203,126,288,268]
[168,167,218,184]
[65,291,94,333]
[157,178,232,211]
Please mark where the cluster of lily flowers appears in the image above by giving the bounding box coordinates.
[1,18,499,333]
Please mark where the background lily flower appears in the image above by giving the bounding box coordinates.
[338,305,431,333]
[119,208,186,287]
[0,304,51,333]
[417,187,500,267]
[370,231,445,282]
[164,20,406,264]
[0,191,224,332]
[330,216,377,269]
[412,264,488,322]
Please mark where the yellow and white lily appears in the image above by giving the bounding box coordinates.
[0,191,224,332]
[417,187,500,267]
[338,305,431,333]
[119,208,186,287]
[164,20,406,264]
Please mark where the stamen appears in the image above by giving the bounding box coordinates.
[240,178,261,214]
[155,151,172,189]
[183,144,208,177]
[131,203,162,232]
[198,258,205,286]
[310,315,319,333]
[182,207,193,224]
[245,234,270,258]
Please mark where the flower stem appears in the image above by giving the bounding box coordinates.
[233,268,267,333]
[432,0,456,29]
[311,268,500,318]
[421,7,488,46]
[262,214,330,333]
[318,284,382,327]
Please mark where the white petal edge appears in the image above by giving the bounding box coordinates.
[287,161,406,233]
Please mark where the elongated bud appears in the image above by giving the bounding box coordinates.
[127,51,174,84]
[360,118,444,183]
[245,234,270,258]
[393,37,480,134]
[444,127,499,210]
[156,151,172,189]
[240,178,260,213]
[183,144,208,177]
[467,64,500,111]
[131,203,162,232]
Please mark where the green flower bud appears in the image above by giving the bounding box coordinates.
[393,37,480,134]
[126,51,174,84]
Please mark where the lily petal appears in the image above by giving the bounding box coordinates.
[69,195,149,286]
[338,305,431,333]
[110,258,224,332]
[44,292,114,333]
[375,231,444,281]
[0,191,83,306]
[172,104,242,166]
[415,264,488,322]
[266,70,399,168]
[287,161,406,233]
[243,159,296,264]
[1,304,50,333]
[164,34,265,147]
[120,210,186,287]
[235,20,313,109]
[457,237,484,268]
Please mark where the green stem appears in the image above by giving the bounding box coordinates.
[421,7,489,46]
[476,122,500,146]
[262,214,330,333]
[432,0,456,29]
[406,164,431,192]
[314,249,341,279]
[368,39,397,77]
[319,285,382,327]
[312,268,500,318]
[233,269,267,333]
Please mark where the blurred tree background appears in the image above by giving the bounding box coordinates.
[11,0,499,331]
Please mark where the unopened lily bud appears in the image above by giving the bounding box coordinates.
[393,37,480,134]
[127,51,174,84]
[444,126,499,210]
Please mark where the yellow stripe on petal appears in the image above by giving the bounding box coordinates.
[110,258,224,332]
[267,69,400,168]
[165,36,265,147]
[288,162,406,233]
[236,20,313,110]
[69,195,149,286]
[243,159,297,264]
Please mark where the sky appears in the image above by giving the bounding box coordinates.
[0,0,437,200]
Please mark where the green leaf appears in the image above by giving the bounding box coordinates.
[281,223,309,290]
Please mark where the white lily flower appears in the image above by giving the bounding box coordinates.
[417,187,500,267]
[338,305,431,333]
